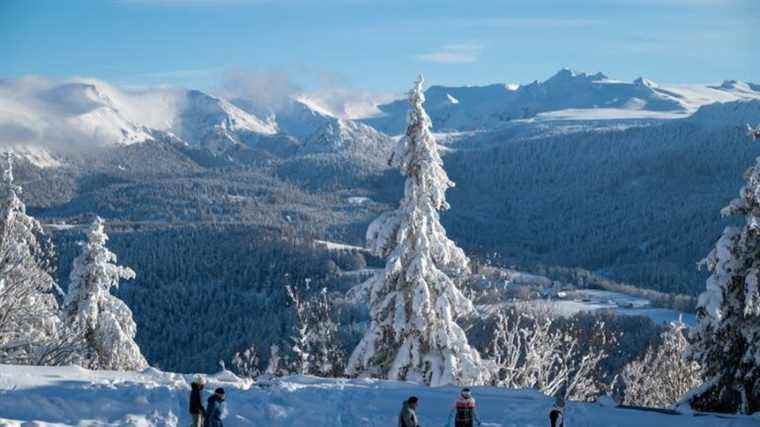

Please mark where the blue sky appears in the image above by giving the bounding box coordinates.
[1,0,757,92]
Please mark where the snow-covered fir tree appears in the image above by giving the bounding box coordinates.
[63,217,148,371]
[621,320,701,408]
[0,152,63,365]
[687,133,760,413]
[346,75,483,386]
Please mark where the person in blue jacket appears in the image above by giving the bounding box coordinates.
[204,387,226,427]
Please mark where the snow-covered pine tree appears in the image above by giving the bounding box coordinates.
[346,75,483,386]
[621,320,701,408]
[63,217,148,371]
[0,152,63,364]
[687,135,760,413]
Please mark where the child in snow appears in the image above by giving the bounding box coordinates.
[448,388,481,427]
[189,376,206,427]
[399,396,420,427]
[204,387,226,427]
[549,397,564,427]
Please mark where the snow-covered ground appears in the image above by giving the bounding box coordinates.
[544,290,696,326]
[1,365,757,426]
[532,108,689,122]
[483,289,696,326]
[314,239,368,253]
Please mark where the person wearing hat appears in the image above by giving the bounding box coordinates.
[399,396,420,427]
[204,387,226,427]
[448,388,481,427]
[189,376,206,427]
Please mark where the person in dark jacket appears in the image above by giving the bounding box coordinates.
[399,396,420,427]
[448,388,481,427]
[189,376,206,427]
[204,387,226,427]
[549,397,564,427]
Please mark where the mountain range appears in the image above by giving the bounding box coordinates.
[365,69,760,133]
[2,69,760,372]
[3,68,760,170]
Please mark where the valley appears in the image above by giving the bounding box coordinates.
[3,69,760,374]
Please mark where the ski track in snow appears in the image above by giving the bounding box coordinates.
[0,365,758,426]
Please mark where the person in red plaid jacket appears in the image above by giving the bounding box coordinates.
[447,388,481,427]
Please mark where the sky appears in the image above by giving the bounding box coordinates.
[0,0,758,93]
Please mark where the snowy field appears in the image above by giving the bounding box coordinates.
[490,289,696,326]
[562,290,697,325]
[1,365,757,427]
[532,108,689,121]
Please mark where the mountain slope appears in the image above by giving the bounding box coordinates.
[301,118,391,158]
[232,97,336,141]
[174,90,278,153]
[686,99,760,129]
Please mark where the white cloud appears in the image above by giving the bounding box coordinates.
[0,76,184,152]
[219,68,399,120]
[416,44,483,64]
[218,68,303,111]
[0,69,399,155]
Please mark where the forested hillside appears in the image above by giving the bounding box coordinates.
[444,121,759,295]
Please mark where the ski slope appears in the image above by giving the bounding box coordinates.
[0,365,757,426]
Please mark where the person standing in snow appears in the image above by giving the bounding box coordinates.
[549,397,564,427]
[204,387,226,427]
[189,376,206,427]
[399,396,420,427]
[448,388,481,427]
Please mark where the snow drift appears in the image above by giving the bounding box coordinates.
[0,365,758,426]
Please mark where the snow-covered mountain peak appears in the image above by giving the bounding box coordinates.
[292,95,338,119]
[180,90,277,135]
[302,116,391,160]
[38,82,113,116]
[365,69,690,133]
[545,68,609,85]
[634,77,658,89]
[168,90,279,153]
[67,106,154,146]
[232,97,337,139]
[36,81,156,146]
[716,79,758,94]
